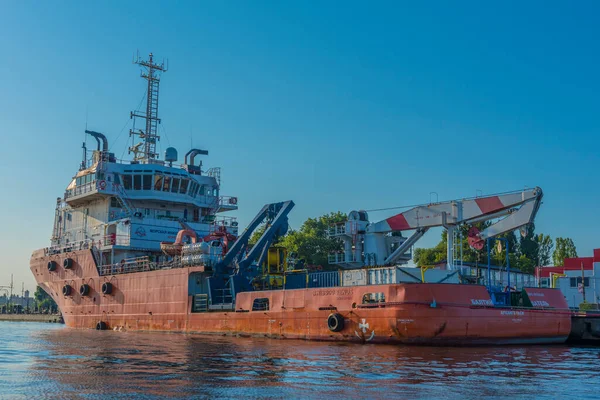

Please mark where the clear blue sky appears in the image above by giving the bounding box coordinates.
[1,1,599,292]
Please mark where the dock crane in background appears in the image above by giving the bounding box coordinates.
[329,187,543,269]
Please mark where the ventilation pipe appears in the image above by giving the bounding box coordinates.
[184,149,195,165]
[89,135,100,151]
[85,130,108,152]
[189,149,209,165]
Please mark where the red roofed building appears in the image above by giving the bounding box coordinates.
[535,249,600,307]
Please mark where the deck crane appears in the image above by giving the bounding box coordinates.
[330,187,543,269]
[206,200,294,309]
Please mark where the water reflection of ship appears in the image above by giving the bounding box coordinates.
[30,329,586,398]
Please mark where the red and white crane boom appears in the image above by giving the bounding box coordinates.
[330,187,543,269]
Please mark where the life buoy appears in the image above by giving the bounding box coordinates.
[327,313,344,332]
[98,180,107,190]
[229,197,238,205]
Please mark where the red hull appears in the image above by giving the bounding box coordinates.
[31,249,571,345]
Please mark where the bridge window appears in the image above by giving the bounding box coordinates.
[122,175,132,190]
[154,174,163,190]
[199,185,205,195]
[133,175,142,190]
[110,197,121,208]
[163,176,171,192]
[362,292,385,304]
[179,179,189,194]
[252,298,270,311]
[171,178,180,193]
[142,174,152,190]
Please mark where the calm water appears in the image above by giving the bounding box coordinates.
[1,322,600,399]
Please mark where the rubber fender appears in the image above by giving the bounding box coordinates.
[96,321,108,330]
[80,284,90,296]
[327,313,344,332]
[47,261,57,272]
[63,258,74,269]
[102,282,113,295]
[62,285,72,296]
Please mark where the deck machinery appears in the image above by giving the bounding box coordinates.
[329,188,543,304]
[202,201,294,310]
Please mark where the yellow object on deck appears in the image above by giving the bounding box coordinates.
[420,265,434,283]
[264,246,288,275]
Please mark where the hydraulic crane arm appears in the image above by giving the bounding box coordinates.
[214,200,294,274]
[369,187,543,234]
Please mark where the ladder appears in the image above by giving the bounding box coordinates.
[114,184,137,217]
[192,294,208,312]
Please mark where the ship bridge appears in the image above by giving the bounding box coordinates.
[64,161,237,214]
[47,52,239,266]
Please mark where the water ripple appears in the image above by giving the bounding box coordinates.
[1,321,600,399]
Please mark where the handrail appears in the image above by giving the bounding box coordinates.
[65,181,97,199]
[101,234,130,247]
[45,239,95,256]
[98,256,181,276]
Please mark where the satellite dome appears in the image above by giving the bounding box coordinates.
[164,147,178,162]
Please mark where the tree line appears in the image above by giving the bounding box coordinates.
[33,286,58,313]
[413,223,578,273]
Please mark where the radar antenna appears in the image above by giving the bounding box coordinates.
[129,52,167,162]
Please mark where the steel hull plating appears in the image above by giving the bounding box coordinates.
[31,249,571,345]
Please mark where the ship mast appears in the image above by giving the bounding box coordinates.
[129,52,167,162]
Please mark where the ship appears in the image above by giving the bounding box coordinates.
[30,53,571,345]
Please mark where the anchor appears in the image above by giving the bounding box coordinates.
[354,318,375,342]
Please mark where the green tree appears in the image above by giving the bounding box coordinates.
[519,223,539,265]
[553,237,578,266]
[412,223,553,273]
[491,231,519,267]
[517,254,535,274]
[414,223,492,267]
[535,234,553,266]
[248,224,266,246]
[279,211,347,267]
[413,241,446,266]
[34,286,57,313]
